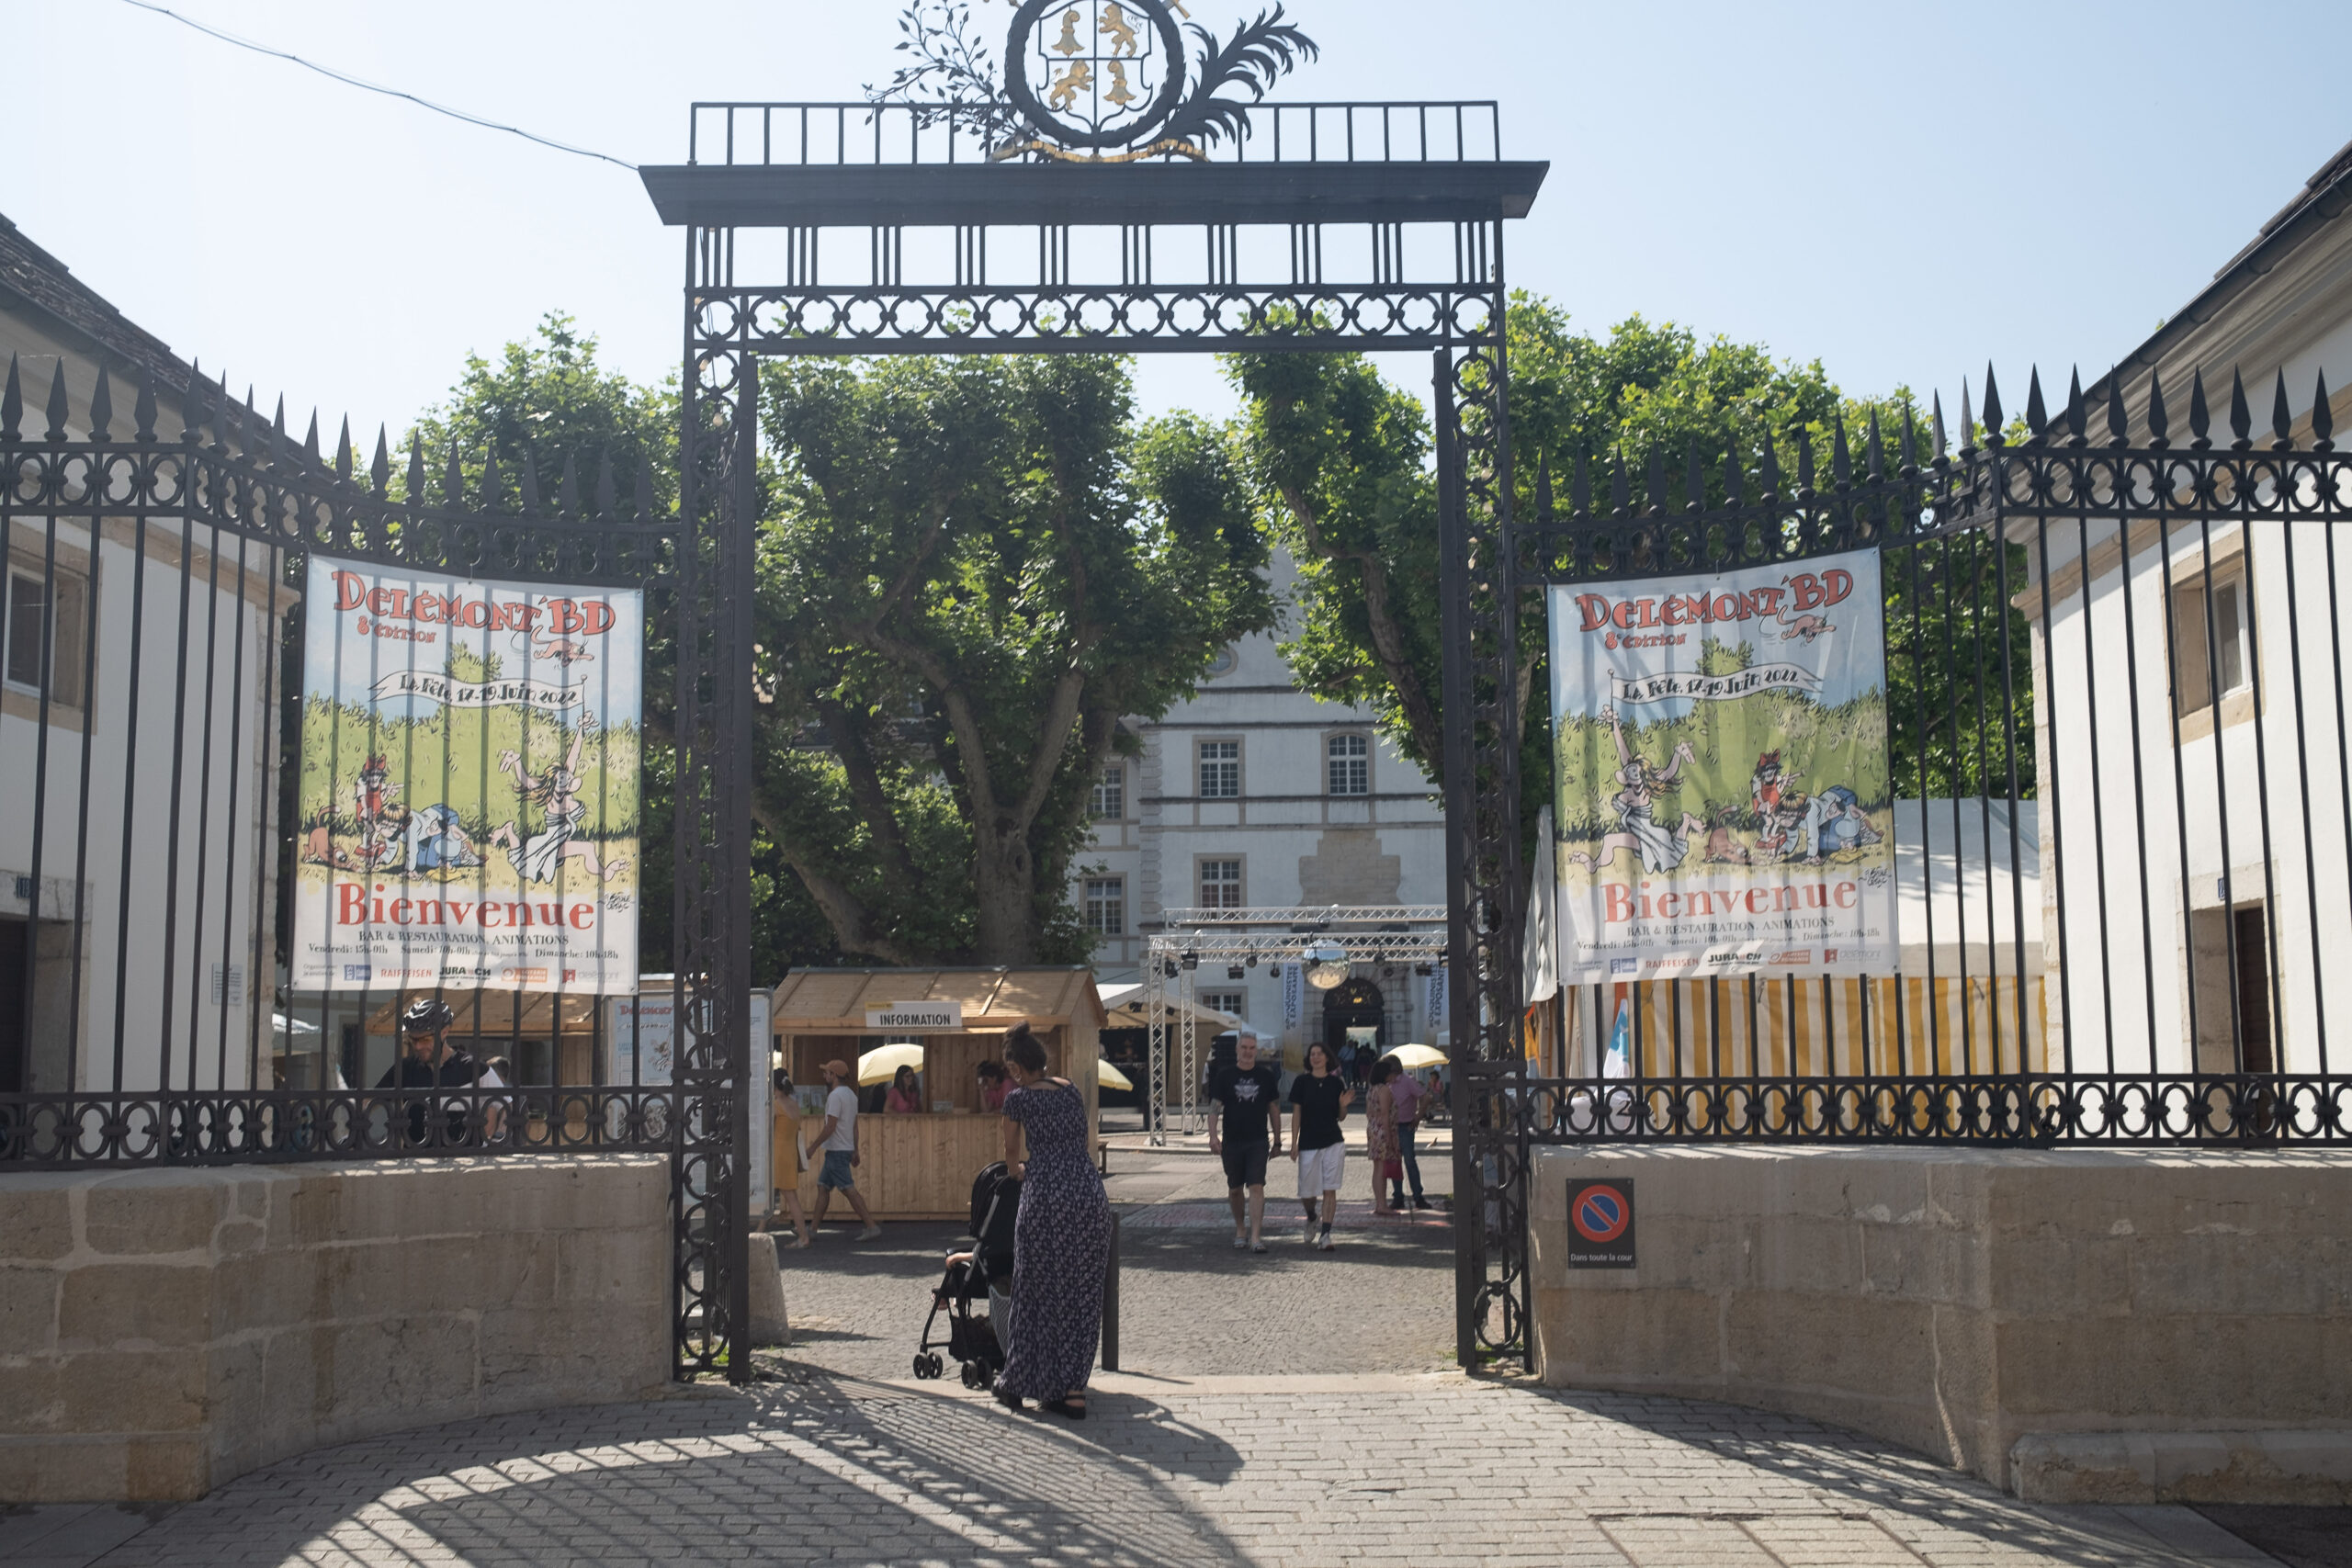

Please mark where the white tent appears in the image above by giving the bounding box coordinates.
[1893,799,2042,976]
[1096,982,1245,1032]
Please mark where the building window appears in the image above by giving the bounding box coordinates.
[6,569,89,708]
[1206,646,1239,679]
[1198,739,1239,799]
[1202,990,1248,1023]
[1328,734,1371,796]
[1084,876,1125,936]
[2171,560,2253,719]
[1199,858,1243,908]
[1091,763,1125,820]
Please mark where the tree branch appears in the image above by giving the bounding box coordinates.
[1277,479,1445,770]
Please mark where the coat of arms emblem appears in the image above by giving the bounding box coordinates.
[872,2,1318,163]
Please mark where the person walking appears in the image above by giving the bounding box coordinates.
[809,1058,884,1242]
[773,1066,814,1248]
[1287,1041,1352,1250]
[374,997,490,1146]
[886,1064,924,1115]
[1388,1062,1432,1210]
[991,1022,1112,1420]
[1366,1057,1401,1218]
[1205,1030,1283,1252]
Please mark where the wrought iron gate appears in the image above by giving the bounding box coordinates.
[1457,366,2352,1368]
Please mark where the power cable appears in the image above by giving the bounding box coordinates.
[118,0,639,171]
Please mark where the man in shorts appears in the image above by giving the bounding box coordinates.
[1288,1041,1353,1249]
[1204,1031,1283,1253]
[808,1058,883,1242]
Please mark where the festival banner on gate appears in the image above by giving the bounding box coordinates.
[290,557,643,994]
[1550,548,1895,984]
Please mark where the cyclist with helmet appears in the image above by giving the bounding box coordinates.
[375,997,500,1146]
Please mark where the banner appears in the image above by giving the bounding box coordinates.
[290,558,643,994]
[1550,550,1895,982]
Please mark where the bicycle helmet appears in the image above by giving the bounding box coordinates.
[400,997,456,1035]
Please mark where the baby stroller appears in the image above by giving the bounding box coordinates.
[914,1160,1020,1388]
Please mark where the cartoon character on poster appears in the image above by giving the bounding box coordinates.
[1550,549,1897,983]
[290,558,643,995]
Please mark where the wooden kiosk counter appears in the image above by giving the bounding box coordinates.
[771,967,1105,1221]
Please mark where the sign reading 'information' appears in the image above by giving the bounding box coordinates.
[865,1002,966,1032]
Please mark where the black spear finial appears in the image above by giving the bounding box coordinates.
[517,452,542,515]
[1831,415,1853,486]
[1723,429,1746,506]
[633,449,655,522]
[133,371,158,442]
[1981,365,2004,444]
[2107,367,2129,446]
[405,434,425,502]
[2271,369,2295,447]
[302,410,322,468]
[335,417,354,481]
[371,427,392,497]
[2146,368,2170,446]
[2188,367,2211,447]
[559,452,582,516]
[1959,380,1974,456]
[1865,409,1885,479]
[2064,367,2086,445]
[1532,448,1555,521]
[444,445,466,507]
[45,359,73,441]
[1645,443,1667,513]
[181,359,206,445]
[1,354,22,441]
[594,451,617,517]
[1571,444,1592,514]
[1900,402,1918,472]
[272,394,288,451]
[1608,447,1631,516]
[1795,424,1816,493]
[2313,368,2335,449]
[1759,426,1782,494]
[2227,367,2253,449]
[2024,367,2047,442]
[1929,390,1947,461]
[481,450,505,511]
[88,367,113,442]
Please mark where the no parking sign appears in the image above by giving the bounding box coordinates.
[1566,1179,1635,1269]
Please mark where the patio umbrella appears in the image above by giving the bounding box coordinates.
[1098,1060,1135,1092]
[1387,1043,1447,1071]
[857,1042,925,1087]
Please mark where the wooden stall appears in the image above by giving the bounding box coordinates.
[771,967,1105,1221]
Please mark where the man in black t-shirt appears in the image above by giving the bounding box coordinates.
[1204,1032,1283,1253]
[374,997,488,1146]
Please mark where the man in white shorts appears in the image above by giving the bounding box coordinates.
[1286,1040,1353,1249]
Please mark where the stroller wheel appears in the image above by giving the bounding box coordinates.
[961,1360,985,1389]
[912,1352,934,1380]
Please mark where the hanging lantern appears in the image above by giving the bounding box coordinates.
[1301,939,1351,990]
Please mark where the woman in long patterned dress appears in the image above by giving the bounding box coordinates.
[992,1022,1112,1420]
[1366,1059,1401,1217]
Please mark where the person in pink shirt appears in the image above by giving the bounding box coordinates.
[886,1065,924,1115]
[1385,1059,1432,1210]
[977,1059,1011,1113]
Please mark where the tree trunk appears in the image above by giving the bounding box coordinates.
[970,825,1037,965]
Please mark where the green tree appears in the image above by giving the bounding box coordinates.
[1227,296,2030,842]
[756,355,1275,964]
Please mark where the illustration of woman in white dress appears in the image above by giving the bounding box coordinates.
[1564,705,1707,874]
[488,724,629,885]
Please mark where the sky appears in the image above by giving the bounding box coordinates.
[14,0,2347,443]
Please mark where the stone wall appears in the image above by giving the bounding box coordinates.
[1,1155,672,1503]
[1532,1145,2352,1502]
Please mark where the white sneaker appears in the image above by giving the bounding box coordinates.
[1317,1228,1335,1250]
[856,1225,884,1243]
[1304,1220,1317,1245]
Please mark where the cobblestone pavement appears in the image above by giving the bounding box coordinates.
[14,1138,2345,1567]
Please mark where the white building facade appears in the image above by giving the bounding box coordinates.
[2024,141,2352,1079]
[1074,550,1448,1061]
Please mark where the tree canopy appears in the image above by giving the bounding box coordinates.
[754,354,1275,965]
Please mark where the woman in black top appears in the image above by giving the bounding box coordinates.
[1287,1041,1353,1250]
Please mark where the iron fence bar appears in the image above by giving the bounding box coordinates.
[2054,511,2098,1077]
[2190,513,2250,1073]
[156,509,198,1097]
[2279,516,2329,1075]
